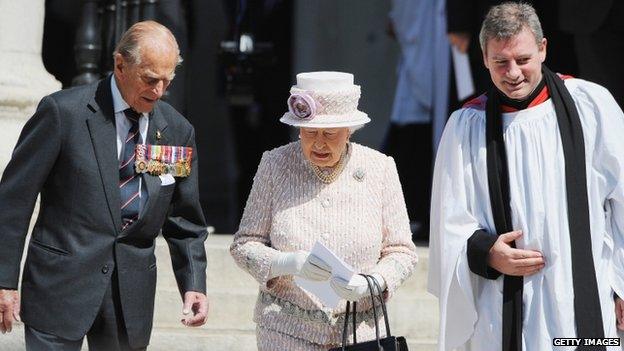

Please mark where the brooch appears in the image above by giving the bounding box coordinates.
[353,168,365,182]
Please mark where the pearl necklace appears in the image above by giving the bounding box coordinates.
[310,145,349,184]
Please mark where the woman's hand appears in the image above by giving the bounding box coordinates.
[330,274,387,301]
[270,251,332,281]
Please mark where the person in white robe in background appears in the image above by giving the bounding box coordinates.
[384,0,450,239]
[388,0,449,146]
[428,3,624,351]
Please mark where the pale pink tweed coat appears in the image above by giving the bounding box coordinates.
[230,141,418,350]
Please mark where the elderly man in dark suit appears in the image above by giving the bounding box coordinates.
[0,21,208,350]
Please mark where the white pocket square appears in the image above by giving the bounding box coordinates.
[159,174,176,186]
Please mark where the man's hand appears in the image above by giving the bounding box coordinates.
[448,32,471,53]
[181,291,208,327]
[0,289,20,334]
[615,297,624,331]
[487,230,545,276]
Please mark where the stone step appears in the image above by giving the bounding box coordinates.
[147,328,436,351]
[148,327,258,351]
[387,291,439,340]
[153,286,439,340]
[0,325,435,351]
[156,235,430,293]
[154,235,439,341]
[0,324,435,351]
[154,287,257,330]
[0,325,258,351]
[0,323,26,351]
[0,236,438,350]
[405,339,437,351]
[156,235,260,290]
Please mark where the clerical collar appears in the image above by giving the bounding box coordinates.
[498,77,547,112]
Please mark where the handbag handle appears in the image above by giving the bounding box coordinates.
[341,300,359,347]
[341,300,360,348]
[363,274,382,347]
[339,274,384,350]
[353,301,357,343]
[341,300,351,349]
[366,274,392,338]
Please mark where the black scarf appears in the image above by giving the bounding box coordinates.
[485,66,605,351]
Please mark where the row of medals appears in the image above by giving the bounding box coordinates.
[135,159,190,177]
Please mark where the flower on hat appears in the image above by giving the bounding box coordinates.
[287,93,318,120]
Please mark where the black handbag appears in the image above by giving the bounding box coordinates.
[329,274,409,351]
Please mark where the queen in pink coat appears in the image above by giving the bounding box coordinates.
[230,71,418,350]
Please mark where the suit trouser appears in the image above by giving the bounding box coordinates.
[25,270,146,351]
[381,122,433,237]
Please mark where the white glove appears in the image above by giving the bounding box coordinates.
[330,274,387,301]
[269,251,332,281]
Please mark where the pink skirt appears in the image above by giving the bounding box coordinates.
[256,326,340,351]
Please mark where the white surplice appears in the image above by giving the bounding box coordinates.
[428,78,624,351]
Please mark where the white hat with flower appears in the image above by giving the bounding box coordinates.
[280,71,371,128]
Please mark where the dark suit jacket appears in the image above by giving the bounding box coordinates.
[0,76,207,348]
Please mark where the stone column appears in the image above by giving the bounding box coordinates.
[0,0,62,173]
[0,7,61,344]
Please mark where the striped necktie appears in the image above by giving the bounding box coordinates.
[119,108,142,230]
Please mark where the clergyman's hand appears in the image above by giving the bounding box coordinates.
[487,230,545,276]
[181,291,209,327]
[0,289,20,334]
[615,297,624,331]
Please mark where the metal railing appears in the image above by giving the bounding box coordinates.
[72,0,158,86]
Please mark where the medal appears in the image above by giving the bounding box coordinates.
[134,144,194,177]
[136,160,147,173]
[146,160,156,174]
